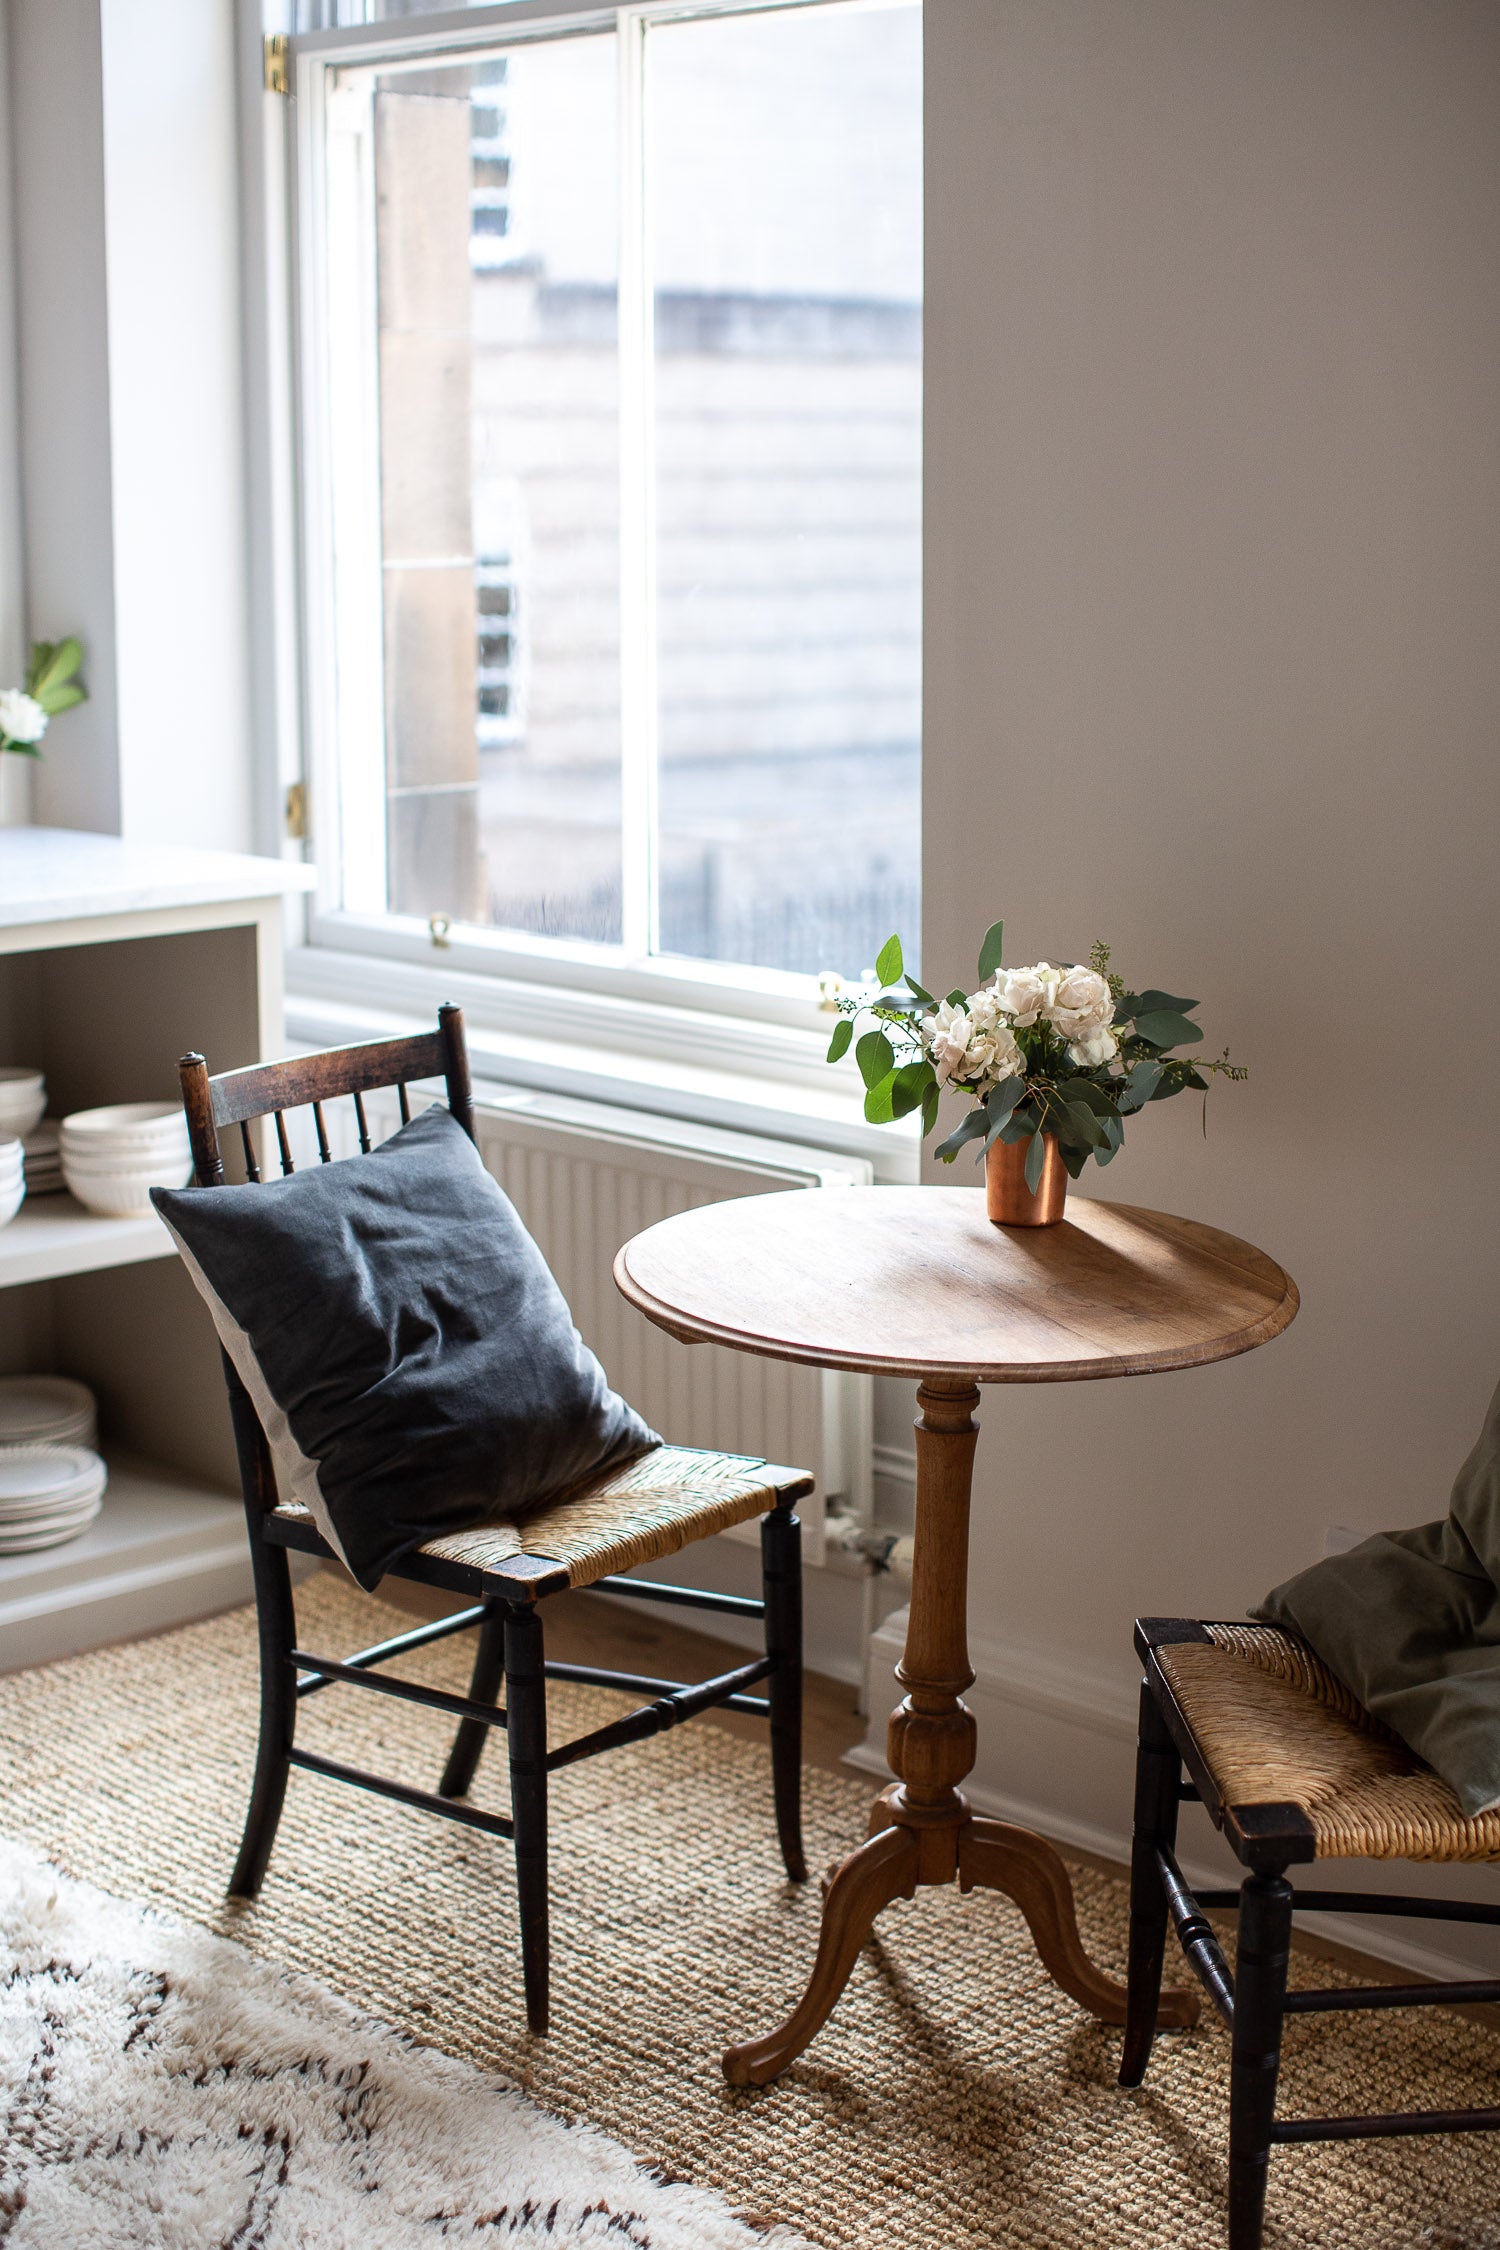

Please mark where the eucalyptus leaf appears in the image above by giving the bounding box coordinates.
[945,988,967,1010]
[1023,1129,1047,1194]
[1063,1100,1104,1147]
[37,682,85,715]
[905,975,936,1007]
[921,1081,941,1137]
[984,1074,1026,1122]
[1094,1139,1120,1167]
[1116,1058,1162,1114]
[855,1030,895,1089]
[1063,1075,1113,1113]
[863,1073,898,1124]
[889,1076,922,1119]
[875,933,903,988]
[1133,988,1198,1015]
[1060,1142,1091,1180]
[935,1105,990,1162]
[1131,1009,1203,1049]
[29,637,81,696]
[977,919,1006,983]
[825,1018,853,1063]
[998,1111,1034,1144]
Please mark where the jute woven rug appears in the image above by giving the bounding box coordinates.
[1,1573,1497,2250]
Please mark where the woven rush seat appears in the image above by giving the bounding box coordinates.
[1154,1621,1500,1863]
[269,1443,792,1597]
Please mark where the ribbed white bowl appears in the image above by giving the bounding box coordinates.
[0,1069,46,1140]
[0,1173,22,1228]
[61,1149,193,1216]
[61,1101,187,1149]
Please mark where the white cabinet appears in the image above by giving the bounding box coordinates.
[0,828,314,1668]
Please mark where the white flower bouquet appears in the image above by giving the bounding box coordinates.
[0,638,87,759]
[827,920,1245,1196]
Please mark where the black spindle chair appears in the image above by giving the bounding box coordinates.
[1123,1616,1500,2249]
[176,1004,809,2034]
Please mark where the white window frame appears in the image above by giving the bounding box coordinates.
[281,0,918,1048]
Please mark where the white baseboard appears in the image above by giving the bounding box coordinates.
[852,1609,1500,1985]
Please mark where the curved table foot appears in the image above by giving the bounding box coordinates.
[723,1822,921,2086]
[959,1815,1199,2030]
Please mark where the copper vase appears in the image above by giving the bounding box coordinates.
[985,1133,1067,1227]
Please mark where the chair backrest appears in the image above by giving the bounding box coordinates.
[177,1001,476,1187]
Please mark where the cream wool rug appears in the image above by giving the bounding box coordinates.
[0,1836,809,2249]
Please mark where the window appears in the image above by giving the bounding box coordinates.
[300,0,921,1001]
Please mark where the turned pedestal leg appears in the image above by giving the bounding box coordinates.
[722,1377,1195,2087]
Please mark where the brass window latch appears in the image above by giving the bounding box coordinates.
[284,781,307,841]
[264,35,290,98]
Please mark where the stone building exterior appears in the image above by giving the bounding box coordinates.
[370,5,921,975]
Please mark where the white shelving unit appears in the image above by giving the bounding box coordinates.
[0,828,315,1670]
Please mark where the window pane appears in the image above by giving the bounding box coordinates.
[649,2,922,978]
[362,36,622,940]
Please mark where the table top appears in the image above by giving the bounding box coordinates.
[614,1186,1298,1384]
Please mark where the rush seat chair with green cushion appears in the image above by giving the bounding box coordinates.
[170,1005,810,2036]
[1122,1617,1500,2250]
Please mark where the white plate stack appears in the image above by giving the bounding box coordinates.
[60,1102,193,1217]
[0,1137,20,1229]
[0,1375,99,1451]
[21,1123,63,1198]
[0,1445,107,1553]
[0,1378,105,1554]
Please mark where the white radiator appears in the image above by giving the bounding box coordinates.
[363,1085,874,1559]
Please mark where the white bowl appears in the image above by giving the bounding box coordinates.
[0,1069,46,1139]
[61,1101,186,1145]
[61,1150,193,1216]
[0,1172,23,1227]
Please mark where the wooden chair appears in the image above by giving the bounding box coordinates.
[1122,1617,1500,2249]
[176,1003,810,2034]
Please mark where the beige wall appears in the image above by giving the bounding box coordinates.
[920,0,1500,1915]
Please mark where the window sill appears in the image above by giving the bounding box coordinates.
[284,943,921,1180]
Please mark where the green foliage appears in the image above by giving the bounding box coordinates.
[3,635,88,757]
[819,917,1244,1180]
[855,1030,895,1090]
[874,933,903,988]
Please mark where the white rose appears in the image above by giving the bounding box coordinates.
[1050,964,1114,1040]
[0,690,47,746]
[1066,1026,1118,1070]
[995,966,1050,1027]
[924,1002,975,1088]
[966,984,1003,1033]
[977,1024,1027,1090]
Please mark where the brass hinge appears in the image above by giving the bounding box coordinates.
[264,34,291,97]
[284,780,307,841]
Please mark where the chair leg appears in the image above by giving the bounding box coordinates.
[1228,1867,1293,2250]
[504,1602,550,2034]
[762,1496,807,1882]
[1119,1677,1184,2086]
[230,1527,297,1900]
[438,1601,505,1799]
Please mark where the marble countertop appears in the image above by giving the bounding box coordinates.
[0,828,317,929]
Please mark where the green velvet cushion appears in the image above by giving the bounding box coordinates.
[1256,1379,1500,1819]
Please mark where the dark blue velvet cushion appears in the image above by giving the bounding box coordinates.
[153,1105,658,1590]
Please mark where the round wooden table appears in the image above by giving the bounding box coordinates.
[614,1186,1299,2086]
